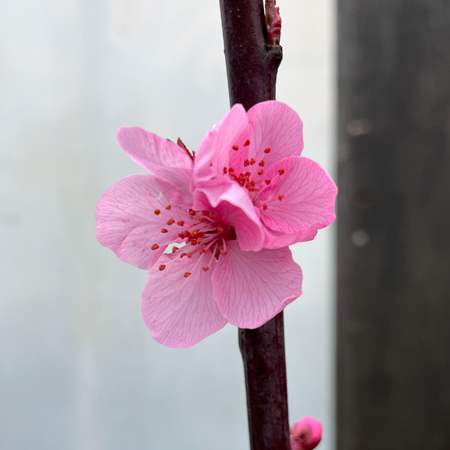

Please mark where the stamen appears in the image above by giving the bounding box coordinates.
[167,218,175,225]
[223,167,227,174]
[184,272,191,278]
[151,244,160,250]
[232,145,239,150]
[244,140,250,146]
[265,179,271,185]
[278,195,284,201]
[172,247,179,253]
[278,169,285,175]
[202,267,209,271]
[264,148,271,154]
[159,264,165,271]
[161,228,168,233]
[263,204,268,210]
[228,167,234,173]
[244,159,249,167]
[258,160,265,167]
[220,249,227,256]
[177,220,185,226]
[189,210,196,216]
[199,249,206,255]
[180,253,187,258]
[250,158,256,165]
[154,209,161,215]
[166,205,171,210]
[178,232,185,239]
[258,169,264,175]
[187,252,193,258]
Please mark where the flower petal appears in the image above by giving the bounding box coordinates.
[194,104,249,185]
[245,101,304,172]
[257,156,337,234]
[96,174,191,269]
[263,226,318,249]
[212,241,302,328]
[193,182,264,252]
[117,127,193,171]
[141,252,227,348]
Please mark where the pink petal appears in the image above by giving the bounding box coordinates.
[245,101,304,172]
[194,104,249,185]
[263,226,318,250]
[193,183,264,252]
[95,174,191,269]
[258,156,337,234]
[117,127,193,171]
[212,241,302,328]
[141,252,227,348]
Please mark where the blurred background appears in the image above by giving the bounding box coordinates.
[0,1,336,449]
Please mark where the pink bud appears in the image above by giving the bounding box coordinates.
[265,0,282,45]
[290,416,323,450]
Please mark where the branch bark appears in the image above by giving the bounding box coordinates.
[218,1,289,449]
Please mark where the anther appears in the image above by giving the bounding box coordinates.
[263,204,268,211]
[220,249,227,255]
[159,264,166,271]
[161,228,168,233]
[189,210,196,216]
[180,253,187,258]
[258,169,264,175]
[187,252,193,258]
[278,195,284,201]
[223,167,227,174]
[154,209,161,215]
[232,145,239,150]
[166,205,171,210]
[177,220,185,226]
[202,267,209,272]
[264,148,271,154]
[265,179,271,185]
[245,171,251,177]
[258,160,265,167]
[172,247,179,253]
[167,218,175,225]
[244,140,250,146]
[228,167,234,173]
[244,159,249,167]
[199,249,206,255]
[178,232,185,239]
[184,272,191,278]
[250,158,256,165]
[278,169,285,175]
[151,244,160,250]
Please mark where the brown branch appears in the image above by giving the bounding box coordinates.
[218,1,289,449]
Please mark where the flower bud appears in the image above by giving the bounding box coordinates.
[290,416,323,450]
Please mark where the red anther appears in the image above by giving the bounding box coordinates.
[244,140,250,146]
[220,249,227,255]
[245,171,251,177]
[210,163,213,167]
[178,232,185,239]
[154,209,161,215]
[250,158,256,165]
[258,169,264,175]
[228,167,234,173]
[177,220,185,226]
[187,252,193,258]
[161,228,168,233]
[250,180,256,186]
[264,148,271,154]
[159,264,166,271]
[172,246,179,253]
[184,272,191,278]
[223,167,227,174]
[166,205,171,210]
[183,230,190,237]
[244,159,249,167]
[218,227,223,234]
[263,204,268,211]
[167,218,175,225]
[258,160,265,167]
[199,248,206,255]
[278,169,285,175]
[151,244,160,250]
[232,145,239,150]
[278,195,284,201]
[202,267,209,272]
[191,240,198,246]
[239,180,245,186]
[199,217,208,222]
[189,210,196,216]
[245,183,252,190]
[180,253,187,258]
[265,179,271,185]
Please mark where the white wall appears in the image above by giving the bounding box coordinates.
[0,1,336,449]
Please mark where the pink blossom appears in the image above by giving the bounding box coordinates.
[265,0,282,45]
[290,417,323,450]
[96,101,336,348]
